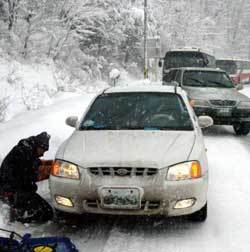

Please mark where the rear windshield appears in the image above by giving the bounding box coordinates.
[164,51,205,69]
[80,92,193,131]
[183,70,234,88]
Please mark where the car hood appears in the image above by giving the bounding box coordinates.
[183,86,250,102]
[58,130,196,168]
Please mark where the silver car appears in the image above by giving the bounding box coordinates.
[49,85,213,222]
[163,67,250,135]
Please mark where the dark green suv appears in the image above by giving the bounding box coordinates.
[163,67,250,135]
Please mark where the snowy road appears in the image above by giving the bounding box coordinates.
[1,89,250,251]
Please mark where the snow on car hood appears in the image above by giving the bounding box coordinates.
[58,130,195,168]
[184,86,250,102]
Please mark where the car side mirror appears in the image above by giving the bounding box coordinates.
[158,60,162,68]
[198,116,213,128]
[66,116,78,128]
[236,83,243,90]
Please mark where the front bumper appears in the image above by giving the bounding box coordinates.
[193,106,250,125]
[49,168,208,217]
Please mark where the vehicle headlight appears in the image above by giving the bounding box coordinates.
[166,161,201,181]
[189,99,209,107]
[237,101,250,109]
[51,160,80,179]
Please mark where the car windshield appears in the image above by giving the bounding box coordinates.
[164,52,205,69]
[216,60,237,75]
[80,92,193,131]
[183,70,234,88]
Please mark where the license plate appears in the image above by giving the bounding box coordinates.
[217,108,232,117]
[101,188,141,209]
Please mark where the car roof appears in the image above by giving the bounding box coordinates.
[216,58,250,62]
[167,47,213,55]
[103,84,184,95]
[169,67,226,72]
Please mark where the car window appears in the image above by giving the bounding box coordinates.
[182,70,234,88]
[216,60,237,75]
[206,55,216,67]
[175,70,182,84]
[164,52,205,69]
[163,70,177,83]
[80,92,193,131]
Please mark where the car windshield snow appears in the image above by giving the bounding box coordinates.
[183,70,234,88]
[80,92,193,131]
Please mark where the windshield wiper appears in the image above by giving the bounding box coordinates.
[119,126,163,130]
[157,126,193,131]
[119,126,145,130]
[81,124,113,130]
[205,80,233,88]
[81,125,193,131]
[185,77,206,87]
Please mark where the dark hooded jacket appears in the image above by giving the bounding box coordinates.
[0,136,41,193]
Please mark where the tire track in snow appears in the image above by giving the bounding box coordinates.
[100,216,142,252]
[100,215,202,252]
[74,215,118,252]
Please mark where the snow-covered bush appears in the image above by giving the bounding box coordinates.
[21,84,52,110]
[0,55,62,121]
[0,0,156,82]
[109,68,120,87]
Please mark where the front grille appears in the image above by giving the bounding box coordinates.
[141,200,161,210]
[88,167,158,177]
[209,100,236,107]
[85,200,161,210]
[85,200,98,208]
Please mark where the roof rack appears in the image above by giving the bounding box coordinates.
[216,58,250,62]
[170,47,213,55]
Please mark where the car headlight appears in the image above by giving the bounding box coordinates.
[237,101,250,109]
[51,160,80,179]
[166,161,201,181]
[189,99,209,107]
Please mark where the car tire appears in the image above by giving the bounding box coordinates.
[188,203,207,222]
[233,123,250,135]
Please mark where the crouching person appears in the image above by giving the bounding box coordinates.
[0,132,54,223]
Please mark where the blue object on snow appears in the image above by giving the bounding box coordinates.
[0,231,78,252]
[0,236,20,251]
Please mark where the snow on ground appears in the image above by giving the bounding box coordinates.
[1,84,250,251]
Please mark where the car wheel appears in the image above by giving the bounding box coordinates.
[188,203,207,222]
[233,123,250,135]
